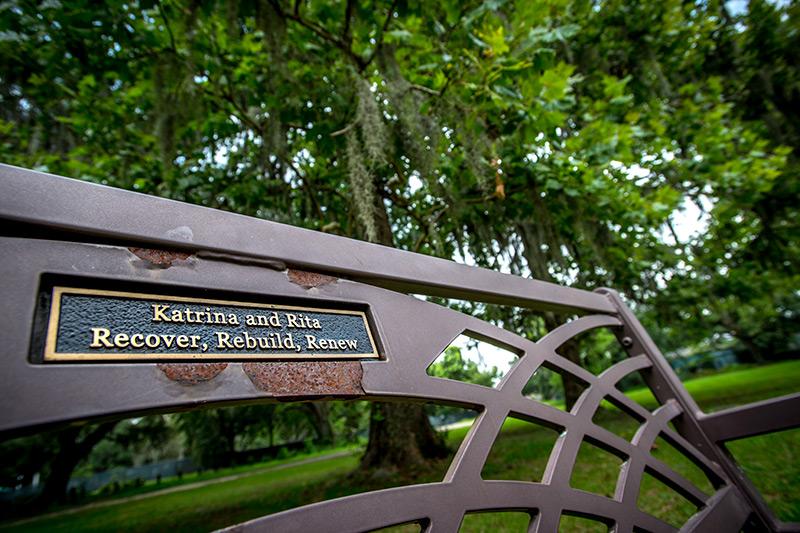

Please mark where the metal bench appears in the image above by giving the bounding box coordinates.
[1,163,798,532]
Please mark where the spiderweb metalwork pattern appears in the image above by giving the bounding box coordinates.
[228,301,735,533]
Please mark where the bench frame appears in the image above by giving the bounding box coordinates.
[1,164,798,532]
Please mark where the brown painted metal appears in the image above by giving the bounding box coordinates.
[699,393,800,443]
[0,163,797,532]
[0,164,615,314]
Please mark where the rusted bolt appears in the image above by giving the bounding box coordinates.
[621,337,634,348]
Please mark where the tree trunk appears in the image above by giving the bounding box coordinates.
[543,312,585,411]
[34,421,117,509]
[718,314,765,363]
[307,403,334,445]
[359,182,449,471]
[266,408,275,448]
[361,402,449,471]
[219,411,237,467]
[518,223,586,412]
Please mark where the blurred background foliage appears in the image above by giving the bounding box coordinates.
[0,0,798,515]
[1,0,796,360]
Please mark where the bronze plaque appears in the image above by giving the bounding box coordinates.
[44,287,379,361]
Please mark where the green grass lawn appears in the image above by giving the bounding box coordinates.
[624,360,800,412]
[725,428,800,522]
[2,361,798,532]
[3,456,360,533]
[69,445,361,508]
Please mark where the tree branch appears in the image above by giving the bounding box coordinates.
[200,82,264,137]
[342,0,355,45]
[78,421,119,456]
[407,83,441,96]
[413,231,430,253]
[287,159,325,221]
[331,122,356,137]
[155,0,178,54]
[275,0,366,69]
[223,93,262,133]
[363,0,398,70]
[667,217,682,246]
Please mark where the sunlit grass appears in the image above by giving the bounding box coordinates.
[625,359,800,412]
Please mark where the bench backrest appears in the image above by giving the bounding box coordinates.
[1,164,797,532]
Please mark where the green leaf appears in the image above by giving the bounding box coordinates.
[545,178,562,191]
[492,84,521,100]
[540,62,575,101]
[385,29,413,43]
[478,25,510,56]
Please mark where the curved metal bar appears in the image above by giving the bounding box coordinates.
[598,354,652,387]
[536,314,623,352]
[578,416,716,508]
[528,511,563,533]
[216,480,676,533]
[498,314,623,399]
[540,360,615,489]
[603,386,654,421]
[658,428,728,488]
[616,401,684,506]
[444,406,508,483]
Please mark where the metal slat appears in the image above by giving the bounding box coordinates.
[698,393,800,443]
[0,164,615,314]
[681,486,750,532]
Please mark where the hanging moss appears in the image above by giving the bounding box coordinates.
[346,132,379,242]
[256,0,287,59]
[378,46,438,180]
[153,57,177,183]
[354,76,388,167]
[459,115,494,194]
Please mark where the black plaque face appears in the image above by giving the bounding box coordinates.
[43,287,379,361]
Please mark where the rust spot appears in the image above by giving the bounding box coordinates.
[287,269,337,288]
[243,362,363,396]
[158,363,227,385]
[130,247,192,268]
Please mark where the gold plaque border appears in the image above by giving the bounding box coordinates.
[44,286,380,362]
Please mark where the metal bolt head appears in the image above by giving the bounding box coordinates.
[621,336,634,348]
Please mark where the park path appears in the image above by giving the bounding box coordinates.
[5,449,356,527]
